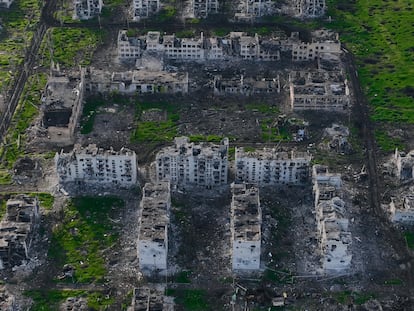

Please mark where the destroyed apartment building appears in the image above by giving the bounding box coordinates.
[156,137,229,188]
[393,149,414,180]
[131,0,160,21]
[213,74,280,96]
[183,0,219,19]
[55,144,138,187]
[34,68,85,145]
[117,30,281,63]
[137,182,171,273]
[235,147,311,186]
[129,286,174,310]
[86,68,189,95]
[231,183,261,271]
[312,165,352,273]
[234,0,275,21]
[0,195,39,269]
[289,69,350,111]
[73,0,103,20]
[282,0,326,18]
[388,191,414,224]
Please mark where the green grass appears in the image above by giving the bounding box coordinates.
[404,232,414,249]
[0,73,47,169]
[175,270,192,283]
[384,278,403,286]
[0,170,12,185]
[374,129,405,152]
[131,101,179,143]
[25,289,114,311]
[261,119,291,142]
[333,291,375,305]
[80,96,107,134]
[34,193,54,210]
[166,289,209,311]
[189,135,223,143]
[327,0,414,124]
[40,28,104,68]
[48,196,123,283]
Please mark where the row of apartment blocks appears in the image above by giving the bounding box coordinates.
[137,181,262,273]
[118,29,340,63]
[54,139,312,189]
[312,165,352,274]
[0,195,39,269]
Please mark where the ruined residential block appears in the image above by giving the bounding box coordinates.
[234,0,275,21]
[235,148,311,186]
[394,149,414,180]
[184,0,218,19]
[0,0,14,8]
[38,68,85,145]
[312,165,352,273]
[55,144,137,187]
[0,195,39,269]
[289,70,350,111]
[231,183,261,271]
[388,194,414,224]
[138,182,170,272]
[282,0,326,18]
[131,0,160,21]
[87,69,189,95]
[213,74,280,95]
[116,30,281,63]
[156,137,229,188]
[312,165,342,207]
[291,30,341,62]
[73,0,103,20]
[316,198,352,273]
[131,286,174,310]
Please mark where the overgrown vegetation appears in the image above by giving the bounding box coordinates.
[333,290,375,305]
[261,119,291,142]
[246,102,279,115]
[374,129,405,152]
[131,101,179,142]
[48,196,123,283]
[189,134,223,143]
[25,289,114,310]
[40,28,104,68]
[404,232,414,249]
[166,288,209,311]
[327,0,414,125]
[0,73,47,171]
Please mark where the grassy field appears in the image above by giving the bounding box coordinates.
[165,288,209,311]
[131,101,179,142]
[40,27,105,68]
[326,0,414,148]
[48,196,123,283]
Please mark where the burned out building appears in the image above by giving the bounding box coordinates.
[37,68,85,145]
[130,286,174,310]
[234,0,275,21]
[184,0,218,19]
[213,74,280,96]
[388,193,414,224]
[282,0,326,18]
[138,182,170,273]
[118,30,144,61]
[312,165,352,273]
[394,149,414,180]
[131,0,160,21]
[231,183,261,271]
[156,137,229,188]
[55,144,137,187]
[289,70,350,111]
[235,148,311,186]
[0,195,39,269]
[87,69,189,95]
[73,0,103,20]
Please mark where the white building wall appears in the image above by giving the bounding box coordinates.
[232,240,261,270]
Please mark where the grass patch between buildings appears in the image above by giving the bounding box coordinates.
[165,288,209,311]
[48,196,123,283]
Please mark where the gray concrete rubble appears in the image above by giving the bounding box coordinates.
[128,285,174,310]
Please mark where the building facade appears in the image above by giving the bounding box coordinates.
[131,0,160,21]
[156,137,229,188]
[55,144,137,187]
[231,183,261,271]
[138,182,170,272]
[235,147,311,185]
[73,0,103,20]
